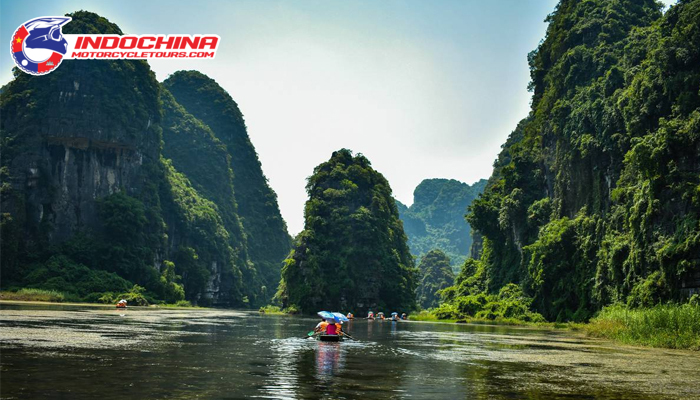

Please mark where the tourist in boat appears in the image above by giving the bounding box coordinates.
[346,312,354,319]
[391,312,399,321]
[367,311,374,320]
[325,319,339,335]
[315,317,329,334]
[116,299,127,309]
[401,313,407,320]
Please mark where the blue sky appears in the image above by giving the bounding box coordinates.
[0,1,676,234]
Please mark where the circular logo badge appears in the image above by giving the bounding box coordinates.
[11,16,72,76]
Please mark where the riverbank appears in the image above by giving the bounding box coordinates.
[0,297,202,310]
[408,303,700,351]
[0,289,68,302]
[584,303,700,350]
[0,287,195,308]
[258,305,299,315]
[409,310,579,330]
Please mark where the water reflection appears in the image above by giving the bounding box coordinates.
[262,338,307,399]
[2,303,699,400]
[315,342,345,381]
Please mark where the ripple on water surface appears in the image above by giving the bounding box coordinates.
[1,303,699,400]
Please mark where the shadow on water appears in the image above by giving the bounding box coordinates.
[1,302,699,399]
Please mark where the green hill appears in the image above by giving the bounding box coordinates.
[397,178,487,272]
[455,0,700,322]
[416,249,455,309]
[0,11,290,306]
[278,149,418,313]
[163,71,292,301]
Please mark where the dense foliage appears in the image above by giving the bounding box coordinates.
[434,258,545,322]
[0,11,167,302]
[397,179,486,273]
[160,89,264,305]
[278,149,418,313]
[461,0,700,321]
[416,250,454,309]
[0,12,289,306]
[164,72,292,300]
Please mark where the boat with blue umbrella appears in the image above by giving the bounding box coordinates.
[310,311,353,342]
[332,312,350,322]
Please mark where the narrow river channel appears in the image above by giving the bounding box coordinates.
[1,302,698,399]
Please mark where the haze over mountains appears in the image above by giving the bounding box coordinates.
[397,178,487,272]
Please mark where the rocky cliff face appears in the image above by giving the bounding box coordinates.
[164,71,292,301]
[467,0,700,320]
[0,11,288,306]
[1,12,160,258]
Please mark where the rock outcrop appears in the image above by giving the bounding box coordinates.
[0,11,290,306]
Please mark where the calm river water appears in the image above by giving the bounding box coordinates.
[1,302,699,399]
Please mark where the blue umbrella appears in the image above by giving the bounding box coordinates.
[332,312,349,322]
[317,311,335,320]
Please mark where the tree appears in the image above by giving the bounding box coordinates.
[416,250,454,309]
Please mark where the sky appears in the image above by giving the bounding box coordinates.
[0,0,676,235]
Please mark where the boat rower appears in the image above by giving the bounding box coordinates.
[314,318,329,334]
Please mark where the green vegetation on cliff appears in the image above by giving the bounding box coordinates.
[416,250,454,310]
[458,0,700,323]
[164,72,292,300]
[0,12,288,306]
[0,11,171,303]
[278,149,418,313]
[434,258,545,323]
[160,88,263,305]
[397,179,486,272]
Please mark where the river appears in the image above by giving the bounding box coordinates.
[1,302,698,399]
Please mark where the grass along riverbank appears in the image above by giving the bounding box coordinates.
[584,303,700,350]
[409,310,576,329]
[0,288,196,308]
[0,288,67,302]
[413,301,700,350]
[258,305,299,315]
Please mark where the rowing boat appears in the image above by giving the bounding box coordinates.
[318,335,343,342]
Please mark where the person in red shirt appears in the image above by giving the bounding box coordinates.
[326,320,338,335]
